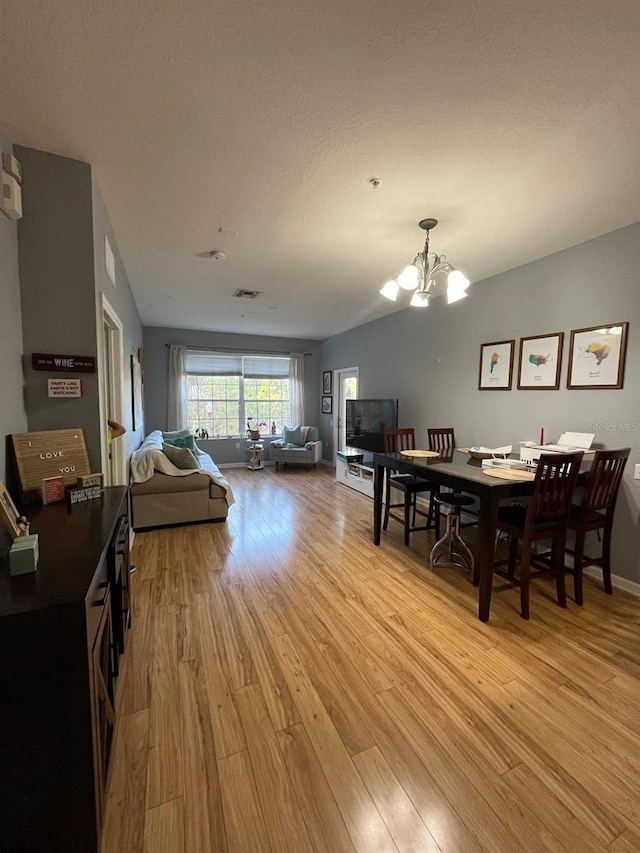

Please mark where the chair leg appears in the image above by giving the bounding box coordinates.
[519,543,531,620]
[383,474,391,531]
[573,529,586,606]
[552,533,567,609]
[602,525,613,595]
[507,535,518,578]
[404,495,411,546]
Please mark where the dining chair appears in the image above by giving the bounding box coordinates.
[564,448,630,604]
[427,427,456,453]
[383,428,439,545]
[494,451,583,619]
[428,426,478,529]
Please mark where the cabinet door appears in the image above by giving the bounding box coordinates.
[91,586,116,837]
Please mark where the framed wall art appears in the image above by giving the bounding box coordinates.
[518,332,564,390]
[131,353,144,430]
[478,339,515,390]
[567,322,628,389]
[0,481,21,540]
[322,395,333,414]
[322,370,332,395]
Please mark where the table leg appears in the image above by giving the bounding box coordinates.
[373,461,383,545]
[476,497,498,622]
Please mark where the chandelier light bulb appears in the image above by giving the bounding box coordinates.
[397,263,419,290]
[447,269,470,291]
[410,290,430,308]
[379,279,399,301]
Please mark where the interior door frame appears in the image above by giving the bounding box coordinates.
[99,294,126,486]
[332,366,359,463]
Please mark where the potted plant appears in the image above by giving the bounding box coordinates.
[246,418,266,441]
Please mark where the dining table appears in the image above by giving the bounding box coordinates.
[372,449,539,622]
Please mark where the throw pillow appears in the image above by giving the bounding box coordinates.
[282,425,303,447]
[162,428,192,439]
[162,443,200,470]
[164,433,198,452]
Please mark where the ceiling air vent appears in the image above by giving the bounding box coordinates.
[233,289,261,299]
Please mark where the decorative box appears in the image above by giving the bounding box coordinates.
[9,534,39,576]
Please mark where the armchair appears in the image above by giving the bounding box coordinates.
[271,426,322,470]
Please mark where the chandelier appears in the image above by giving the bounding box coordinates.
[379,218,470,308]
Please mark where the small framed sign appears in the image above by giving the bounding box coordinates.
[0,481,22,540]
[48,378,82,397]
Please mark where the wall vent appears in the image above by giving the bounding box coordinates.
[233,289,261,299]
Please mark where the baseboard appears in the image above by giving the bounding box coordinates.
[218,461,275,469]
[582,566,640,596]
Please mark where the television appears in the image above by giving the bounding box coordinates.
[345,398,398,463]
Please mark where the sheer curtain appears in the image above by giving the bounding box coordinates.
[289,352,305,425]
[167,344,187,430]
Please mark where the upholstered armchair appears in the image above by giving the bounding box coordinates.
[270,426,322,470]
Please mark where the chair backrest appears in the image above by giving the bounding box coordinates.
[580,448,630,515]
[384,428,416,453]
[529,452,583,527]
[428,428,456,452]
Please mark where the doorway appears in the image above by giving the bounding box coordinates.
[100,295,126,486]
[333,366,359,461]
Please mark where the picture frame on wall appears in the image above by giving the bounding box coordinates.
[322,395,333,414]
[322,370,332,395]
[0,481,22,540]
[518,332,564,390]
[567,322,628,389]
[478,339,515,390]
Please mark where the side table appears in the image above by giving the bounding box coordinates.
[247,440,264,470]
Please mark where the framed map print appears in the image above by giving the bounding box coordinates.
[518,332,563,390]
[478,339,514,390]
[567,323,628,389]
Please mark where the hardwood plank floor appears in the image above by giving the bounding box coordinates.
[102,466,640,852]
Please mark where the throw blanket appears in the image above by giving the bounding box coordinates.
[130,431,235,506]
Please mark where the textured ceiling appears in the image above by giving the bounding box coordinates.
[1,0,639,339]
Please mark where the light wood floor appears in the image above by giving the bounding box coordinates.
[102,466,640,853]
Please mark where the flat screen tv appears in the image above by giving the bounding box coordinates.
[345,399,398,462]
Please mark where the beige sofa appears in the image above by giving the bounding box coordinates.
[270,426,322,470]
[130,430,234,529]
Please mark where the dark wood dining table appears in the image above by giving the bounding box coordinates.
[372,450,538,622]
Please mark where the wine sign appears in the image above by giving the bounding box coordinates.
[11,428,91,503]
[32,353,96,372]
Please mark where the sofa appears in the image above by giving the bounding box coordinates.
[270,426,322,470]
[129,430,235,529]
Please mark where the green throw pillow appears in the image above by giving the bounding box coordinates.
[164,433,198,452]
[282,425,303,446]
[162,443,199,470]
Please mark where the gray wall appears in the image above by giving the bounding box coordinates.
[0,131,28,486]
[143,326,321,465]
[14,147,143,473]
[92,178,144,460]
[15,146,102,469]
[321,223,640,583]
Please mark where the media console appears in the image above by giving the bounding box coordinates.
[336,449,375,498]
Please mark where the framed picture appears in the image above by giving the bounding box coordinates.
[0,481,21,540]
[131,353,144,430]
[322,370,332,395]
[567,322,629,389]
[322,395,333,414]
[478,340,515,390]
[518,332,564,390]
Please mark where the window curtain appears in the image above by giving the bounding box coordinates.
[167,344,187,430]
[289,352,305,426]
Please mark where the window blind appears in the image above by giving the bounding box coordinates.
[185,351,242,376]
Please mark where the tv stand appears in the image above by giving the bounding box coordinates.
[336,450,375,498]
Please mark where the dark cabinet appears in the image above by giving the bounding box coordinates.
[0,487,130,853]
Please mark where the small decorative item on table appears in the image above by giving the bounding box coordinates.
[42,476,66,504]
[0,481,22,539]
[77,472,104,489]
[9,534,39,575]
[246,418,266,441]
[67,485,102,505]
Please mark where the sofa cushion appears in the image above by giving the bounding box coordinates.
[282,425,304,446]
[164,433,198,452]
[162,428,193,439]
[162,443,200,469]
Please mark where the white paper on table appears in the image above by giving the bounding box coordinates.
[470,444,512,456]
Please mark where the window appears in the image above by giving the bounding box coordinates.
[185,351,291,437]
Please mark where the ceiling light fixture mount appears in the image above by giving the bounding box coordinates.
[379,218,470,308]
